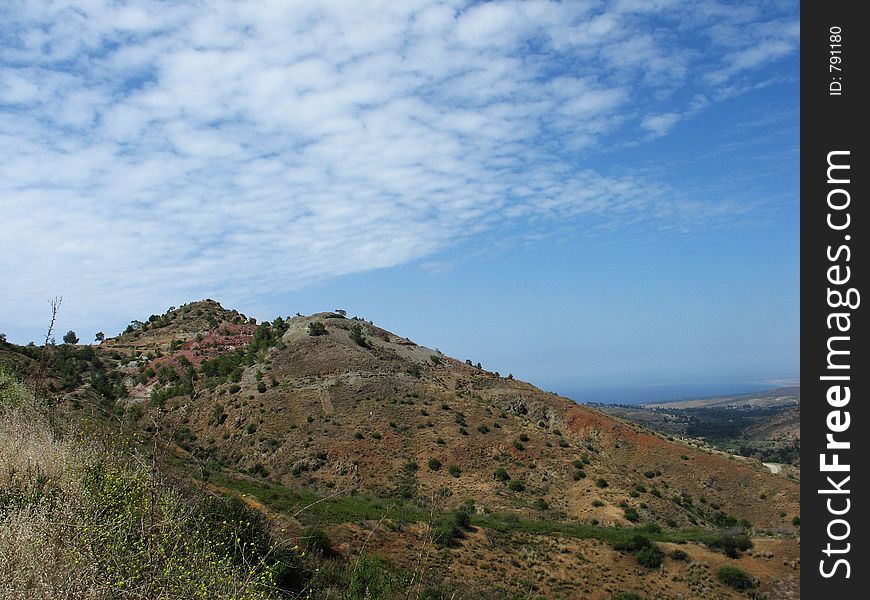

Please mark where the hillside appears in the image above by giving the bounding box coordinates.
[0,300,801,599]
[598,388,801,468]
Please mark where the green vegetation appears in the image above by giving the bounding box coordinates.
[349,324,368,347]
[447,465,461,478]
[669,549,689,561]
[493,467,510,481]
[634,545,663,568]
[623,507,640,522]
[427,457,442,471]
[434,509,471,547]
[709,531,753,558]
[307,321,327,336]
[0,372,295,599]
[716,565,756,590]
[507,480,525,492]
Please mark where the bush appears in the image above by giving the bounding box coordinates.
[228,384,241,394]
[533,498,549,510]
[644,470,656,478]
[612,534,650,553]
[519,433,529,442]
[493,467,510,481]
[477,424,490,434]
[623,507,640,522]
[427,457,442,471]
[347,553,396,598]
[635,545,663,568]
[512,439,525,451]
[434,510,470,547]
[716,565,756,590]
[507,480,525,492]
[307,321,327,336]
[612,593,643,600]
[596,478,609,488]
[710,532,753,558]
[669,549,689,561]
[257,382,266,394]
[303,526,332,555]
[573,469,586,480]
[792,515,801,526]
[349,324,368,347]
[447,464,461,478]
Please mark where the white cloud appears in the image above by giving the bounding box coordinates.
[0,0,798,337]
[641,112,681,137]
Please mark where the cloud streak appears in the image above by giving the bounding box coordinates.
[0,0,798,336]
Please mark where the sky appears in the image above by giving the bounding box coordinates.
[0,0,799,403]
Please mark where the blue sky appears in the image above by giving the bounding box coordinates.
[0,0,799,402]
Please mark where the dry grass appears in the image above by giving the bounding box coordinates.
[0,369,284,600]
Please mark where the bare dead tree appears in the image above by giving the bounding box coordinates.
[33,296,63,396]
[44,296,62,346]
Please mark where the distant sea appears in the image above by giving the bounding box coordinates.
[561,382,785,406]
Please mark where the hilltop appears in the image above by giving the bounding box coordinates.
[0,300,801,599]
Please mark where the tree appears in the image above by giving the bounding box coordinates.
[307,322,327,336]
[95,332,105,342]
[63,330,79,345]
[349,324,368,347]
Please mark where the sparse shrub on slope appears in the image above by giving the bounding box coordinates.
[717,565,756,590]
[635,545,663,568]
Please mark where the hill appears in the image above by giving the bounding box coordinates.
[0,300,801,599]
[597,387,801,468]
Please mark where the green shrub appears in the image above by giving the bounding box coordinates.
[507,480,525,492]
[669,549,689,561]
[257,382,266,394]
[596,478,609,488]
[494,467,510,481]
[307,321,327,336]
[434,510,470,547]
[792,515,801,526]
[303,526,332,555]
[612,534,650,553]
[477,424,490,434]
[533,498,549,510]
[573,469,586,480]
[635,545,663,568]
[710,532,753,558]
[447,464,461,478]
[519,433,529,442]
[716,565,756,590]
[612,593,643,600]
[347,553,396,598]
[512,439,525,450]
[228,384,241,394]
[427,457,442,471]
[623,507,640,522]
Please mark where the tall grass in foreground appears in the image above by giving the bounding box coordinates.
[0,368,292,600]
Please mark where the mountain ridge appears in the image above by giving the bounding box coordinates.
[0,298,801,599]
